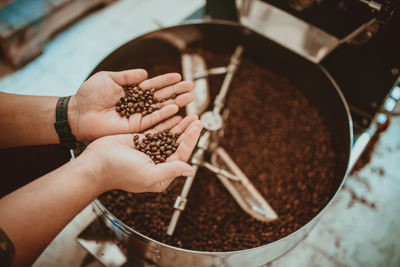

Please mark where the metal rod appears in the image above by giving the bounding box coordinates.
[202,162,240,181]
[192,67,228,80]
[166,45,244,236]
[167,132,210,235]
[214,45,243,114]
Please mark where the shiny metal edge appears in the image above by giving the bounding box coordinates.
[91,65,354,259]
[238,0,340,63]
[318,64,354,185]
[78,20,355,265]
[85,18,352,257]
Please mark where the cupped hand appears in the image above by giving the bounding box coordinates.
[69,69,194,141]
[81,115,202,193]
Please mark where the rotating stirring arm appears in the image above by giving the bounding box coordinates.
[167,45,277,236]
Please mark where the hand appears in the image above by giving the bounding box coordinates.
[69,69,194,141]
[81,115,202,193]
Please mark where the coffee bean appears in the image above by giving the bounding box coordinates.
[132,129,179,165]
[103,50,340,253]
[115,84,161,118]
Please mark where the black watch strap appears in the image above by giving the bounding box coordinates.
[54,96,76,149]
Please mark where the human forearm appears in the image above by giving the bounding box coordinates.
[0,92,61,148]
[0,154,103,266]
[0,115,201,266]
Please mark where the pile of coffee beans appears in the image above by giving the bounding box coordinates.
[116,85,159,118]
[100,46,345,252]
[134,130,179,164]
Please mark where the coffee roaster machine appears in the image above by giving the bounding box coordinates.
[76,0,400,266]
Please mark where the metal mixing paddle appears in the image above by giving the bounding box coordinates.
[167,45,277,236]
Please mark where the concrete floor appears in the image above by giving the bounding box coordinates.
[0,0,399,266]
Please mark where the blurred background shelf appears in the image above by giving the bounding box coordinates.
[0,0,116,67]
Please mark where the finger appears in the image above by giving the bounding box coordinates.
[168,121,203,162]
[135,115,198,149]
[152,92,195,109]
[176,120,203,143]
[170,115,199,135]
[107,69,148,86]
[139,73,181,90]
[139,104,179,131]
[147,115,182,133]
[153,81,193,102]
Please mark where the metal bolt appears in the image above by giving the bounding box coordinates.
[391,68,399,76]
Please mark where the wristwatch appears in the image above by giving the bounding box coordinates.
[54,96,76,149]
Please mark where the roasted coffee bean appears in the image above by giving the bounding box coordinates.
[101,49,340,252]
[115,85,159,118]
[132,129,179,165]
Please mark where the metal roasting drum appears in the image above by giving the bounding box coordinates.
[75,17,354,266]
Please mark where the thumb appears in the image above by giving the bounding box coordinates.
[108,69,148,85]
[149,161,195,182]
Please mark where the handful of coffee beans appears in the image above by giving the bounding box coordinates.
[134,130,180,164]
[116,85,159,118]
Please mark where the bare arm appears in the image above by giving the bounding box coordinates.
[0,69,194,148]
[0,154,101,266]
[0,115,202,266]
[0,93,59,147]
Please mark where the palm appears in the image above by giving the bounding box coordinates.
[72,70,194,141]
[86,115,203,192]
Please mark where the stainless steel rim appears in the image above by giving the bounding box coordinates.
[91,20,354,256]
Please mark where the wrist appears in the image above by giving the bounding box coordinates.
[73,150,110,194]
[67,95,80,141]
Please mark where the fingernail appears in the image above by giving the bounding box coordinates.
[182,170,194,177]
